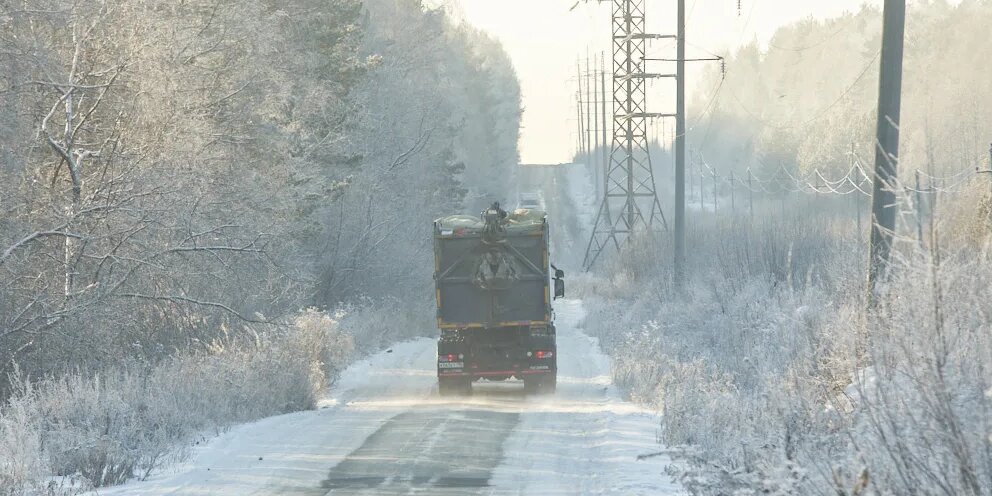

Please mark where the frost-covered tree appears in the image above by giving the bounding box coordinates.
[0,0,522,490]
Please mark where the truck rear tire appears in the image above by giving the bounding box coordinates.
[439,377,472,397]
[524,375,556,395]
[523,378,537,394]
[541,374,557,394]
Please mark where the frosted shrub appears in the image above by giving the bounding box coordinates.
[0,381,46,496]
[587,198,992,494]
[337,296,434,352]
[583,211,861,494]
[0,308,355,489]
[291,308,355,399]
[844,251,992,494]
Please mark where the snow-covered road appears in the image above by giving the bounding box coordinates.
[93,300,683,495]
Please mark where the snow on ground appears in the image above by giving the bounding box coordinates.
[489,299,684,495]
[90,299,682,495]
[89,339,439,496]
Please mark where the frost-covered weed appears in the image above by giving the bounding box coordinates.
[845,250,992,494]
[582,205,992,494]
[0,308,353,492]
[0,381,47,496]
[336,296,436,353]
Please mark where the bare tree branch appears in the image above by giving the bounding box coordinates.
[0,229,82,266]
[117,293,272,325]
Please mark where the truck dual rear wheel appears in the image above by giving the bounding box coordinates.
[524,374,556,394]
[542,374,557,393]
[438,377,472,397]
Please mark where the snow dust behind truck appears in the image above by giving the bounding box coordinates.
[433,203,564,396]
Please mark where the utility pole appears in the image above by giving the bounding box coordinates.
[852,141,864,237]
[867,0,906,299]
[914,170,924,248]
[586,51,594,168]
[577,61,587,159]
[673,0,686,286]
[698,155,704,210]
[688,155,694,205]
[712,164,718,211]
[780,163,786,219]
[591,53,600,199]
[730,170,736,212]
[575,93,584,158]
[601,55,609,200]
[851,141,858,234]
[747,168,754,222]
[575,0,722,273]
[854,191,864,237]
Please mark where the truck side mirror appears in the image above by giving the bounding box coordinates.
[554,277,565,299]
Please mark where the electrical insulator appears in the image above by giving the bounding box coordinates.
[720,59,726,77]
[737,0,742,16]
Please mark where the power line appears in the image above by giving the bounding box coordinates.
[704,151,975,196]
[735,0,758,47]
[686,0,700,25]
[689,77,726,149]
[726,48,881,131]
[766,17,853,53]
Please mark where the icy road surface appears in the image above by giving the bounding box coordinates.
[93,300,683,495]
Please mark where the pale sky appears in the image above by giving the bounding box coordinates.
[442,0,887,164]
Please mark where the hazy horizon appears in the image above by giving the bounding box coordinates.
[447,0,891,164]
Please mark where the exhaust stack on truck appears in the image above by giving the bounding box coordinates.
[433,203,564,395]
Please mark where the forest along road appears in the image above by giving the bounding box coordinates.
[94,300,683,496]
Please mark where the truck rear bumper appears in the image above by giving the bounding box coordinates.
[438,368,555,378]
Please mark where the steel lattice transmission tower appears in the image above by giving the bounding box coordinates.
[582,0,674,270]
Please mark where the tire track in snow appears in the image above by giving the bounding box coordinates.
[90,300,684,495]
[488,300,685,495]
[321,410,518,495]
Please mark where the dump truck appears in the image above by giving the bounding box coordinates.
[433,203,564,396]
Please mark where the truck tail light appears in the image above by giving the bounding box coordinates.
[439,354,456,362]
[535,351,553,359]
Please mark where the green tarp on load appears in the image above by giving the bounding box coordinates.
[436,209,545,234]
[436,214,484,230]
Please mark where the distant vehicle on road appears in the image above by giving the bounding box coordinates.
[517,192,543,210]
[432,203,565,395]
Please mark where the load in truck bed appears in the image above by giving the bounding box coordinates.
[436,208,546,234]
[434,209,551,329]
